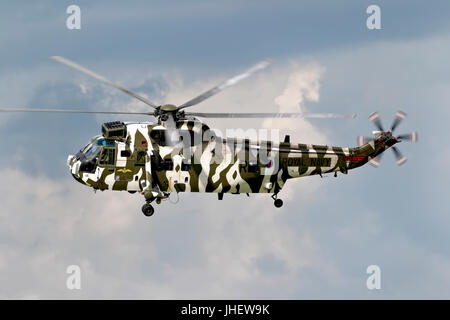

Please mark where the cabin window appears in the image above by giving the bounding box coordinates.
[150,130,167,146]
[120,150,131,157]
[99,148,115,165]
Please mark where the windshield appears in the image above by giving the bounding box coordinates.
[84,145,101,159]
[81,136,103,160]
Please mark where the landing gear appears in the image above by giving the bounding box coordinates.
[274,199,283,208]
[140,191,170,216]
[271,194,284,208]
[142,202,155,217]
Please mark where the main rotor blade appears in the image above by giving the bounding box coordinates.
[0,108,153,115]
[177,59,271,110]
[185,112,357,119]
[51,56,157,109]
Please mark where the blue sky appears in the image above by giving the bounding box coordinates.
[0,1,449,299]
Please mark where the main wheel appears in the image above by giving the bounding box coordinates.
[142,203,155,217]
[274,199,283,208]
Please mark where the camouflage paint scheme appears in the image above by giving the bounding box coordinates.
[67,120,393,200]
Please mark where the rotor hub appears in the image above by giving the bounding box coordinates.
[160,104,178,112]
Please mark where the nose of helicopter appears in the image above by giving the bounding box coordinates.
[67,154,80,175]
[67,154,74,166]
[67,154,75,169]
[67,153,90,187]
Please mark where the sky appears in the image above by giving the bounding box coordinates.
[0,0,449,299]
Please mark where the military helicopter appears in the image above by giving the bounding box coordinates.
[0,57,417,217]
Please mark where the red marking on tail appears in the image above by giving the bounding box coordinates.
[344,156,366,162]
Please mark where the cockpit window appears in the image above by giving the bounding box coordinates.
[96,138,115,147]
[81,143,92,154]
[80,136,103,161]
[84,145,101,160]
[77,136,105,173]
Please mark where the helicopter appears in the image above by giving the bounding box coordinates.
[0,57,417,217]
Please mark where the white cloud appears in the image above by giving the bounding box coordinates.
[263,61,328,144]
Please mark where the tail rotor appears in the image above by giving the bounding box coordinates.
[357,110,418,167]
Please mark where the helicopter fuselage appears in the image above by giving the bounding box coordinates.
[67,120,394,199]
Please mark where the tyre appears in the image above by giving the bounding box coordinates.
[142,203,155,216]
[274,199,283,208]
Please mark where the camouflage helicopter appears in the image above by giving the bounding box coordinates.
[0,57,417,217]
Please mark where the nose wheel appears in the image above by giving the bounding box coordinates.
[142,202,155,217]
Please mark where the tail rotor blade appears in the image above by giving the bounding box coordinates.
[357,136,372,146]
[364,111,415,168]
[369,152,383,168]
[368,111,384,131]
[392,146,407,166]
[390,110,407,132]
[397,131,418,142]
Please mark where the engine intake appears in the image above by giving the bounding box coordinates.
[102,121,127,140]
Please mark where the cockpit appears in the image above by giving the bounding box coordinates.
[73,136,116,173]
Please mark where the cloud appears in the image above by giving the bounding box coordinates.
[263,61,328,144]
[2,21,450,299]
